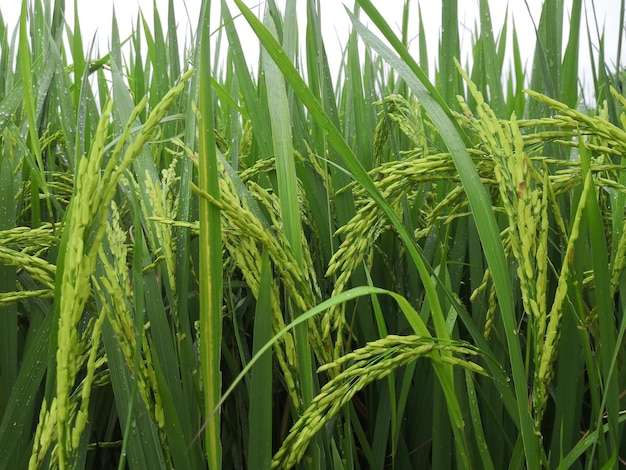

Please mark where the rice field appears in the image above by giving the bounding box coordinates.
[0,0,625,468]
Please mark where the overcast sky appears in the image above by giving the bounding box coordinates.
[1,1,623,92]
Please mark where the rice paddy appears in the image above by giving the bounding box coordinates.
[0,0,625,468]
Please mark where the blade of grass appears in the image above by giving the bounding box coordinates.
[71,0,85,111]
[175,3,205,454]
[578,138,619,466]
[167,0,181,85]
[465,370,495,470]
[548,300,584,467]
[526,0,560,117]
[197,1,223,467]
[18,0,48,227]
[0,288,52,468]
[418,6,428,77]
[560,410,626,467]
[439,0,461,106]
[477,0,505,116]
[0,155,17,414]
[560,0,582,109]
[510,22,525,118]
[363,265,396,463]
[0,86,23,137]
[220,0,272,158]
[372,384,391,468]
[130,20,148,122]
[118,188,146,470]
[248,249,273,469]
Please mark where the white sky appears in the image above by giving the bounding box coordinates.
[0,0,623,94]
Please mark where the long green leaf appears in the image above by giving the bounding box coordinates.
[579,138,619,465]
[248,250,273,469]
[0,156,16,414]
[197,0,223,467]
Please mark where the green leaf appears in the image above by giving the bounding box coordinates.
[0,156,17,413]
[196,1,223,467]
[248,249,274,469]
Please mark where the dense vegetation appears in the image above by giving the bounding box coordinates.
[0,0,625,468]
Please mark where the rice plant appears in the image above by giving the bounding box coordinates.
[0,0,625,468]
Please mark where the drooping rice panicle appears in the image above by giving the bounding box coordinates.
[534,172,592,423]
[53,100,114,469]
[272,335,485,469]
[28,68,192,467]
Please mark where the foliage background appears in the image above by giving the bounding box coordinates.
[0,0,625,468]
